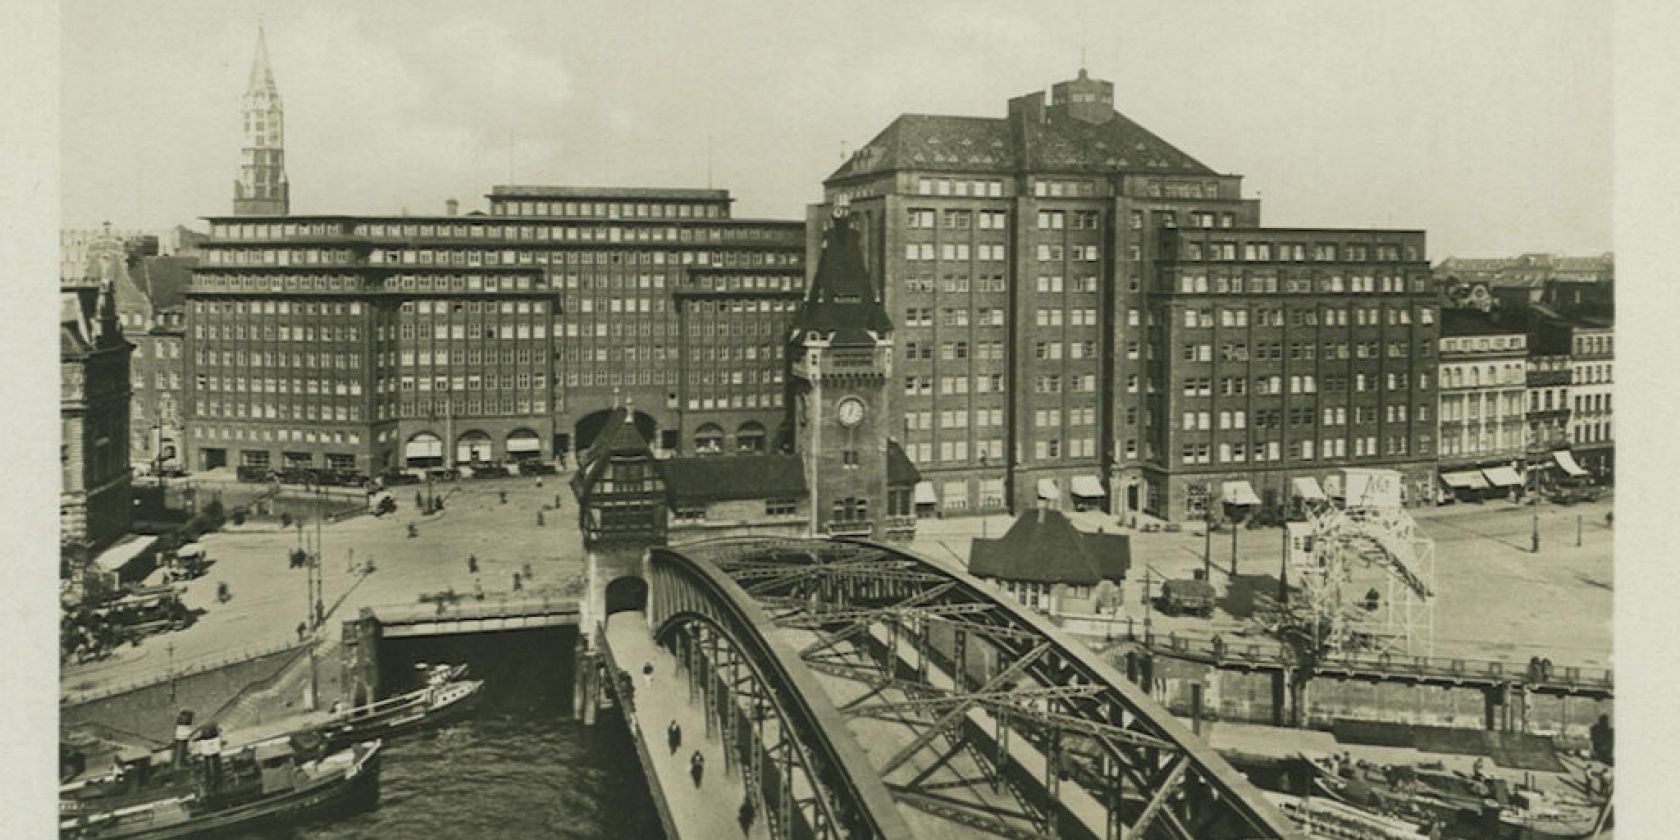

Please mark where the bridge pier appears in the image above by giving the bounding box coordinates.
[573,634,598,725]
[339,609,381,705]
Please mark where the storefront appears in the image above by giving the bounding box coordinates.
[1438,469,1491,503]
[1481,465,1525,500]
[1069,475,1106,512]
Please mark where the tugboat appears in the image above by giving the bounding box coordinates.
[59,719,380,839]
[316,663,483,749]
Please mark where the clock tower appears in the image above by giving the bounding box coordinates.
[789,200,896,538]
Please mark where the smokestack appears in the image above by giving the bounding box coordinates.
[446,199,458,217]
[171,710,195,769]
[198,723,223,791]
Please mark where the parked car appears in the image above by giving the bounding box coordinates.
[380,469,423,486]
[468,464,511,480]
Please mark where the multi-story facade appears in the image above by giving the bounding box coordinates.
[1435,306,1528,498]
[61,281,133,559]
[183,188,805,476]
[1568,320,1614,479]
[1153,229,1440,516]
[1523,323,1573,486]
[818,69,1438,519]
[234,25,289,216]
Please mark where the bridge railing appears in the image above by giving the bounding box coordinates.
[1117,624,1614,690]
[366,592,580,625]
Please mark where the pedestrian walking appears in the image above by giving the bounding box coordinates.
[296,621,306,642]
[512,572,523,592]
[738,796,756,833]
[689,751,705,787]
[467,554,478,574]
[642,662,654,688]
[667,720,682,754]
[523,561,534,581]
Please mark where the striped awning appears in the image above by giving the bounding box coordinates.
[1291,477,1327,501]
[1222,481,1262,507]
[1553,450,1589,477]
[1440,471,1490,490]
[1482,466,1524,488]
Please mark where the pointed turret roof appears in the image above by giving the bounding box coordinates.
[248,24,277,93]
[968,508,1130,586]
[794,208,893,342]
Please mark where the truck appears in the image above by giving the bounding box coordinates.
[1159,579,1217,618]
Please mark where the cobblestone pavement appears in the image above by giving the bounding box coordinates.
[910,497,1614,668]
[63,477,586,697]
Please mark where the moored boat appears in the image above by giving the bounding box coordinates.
[1263,790,1431,839]
[60,726,380,839]
[316,663,483,749]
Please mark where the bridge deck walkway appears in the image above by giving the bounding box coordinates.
[605,611,771,840]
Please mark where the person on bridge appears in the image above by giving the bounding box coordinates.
[738,796,756,833]
[690,750,705,787]
[667,720,682,753]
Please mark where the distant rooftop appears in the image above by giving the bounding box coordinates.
[489,185,733,202]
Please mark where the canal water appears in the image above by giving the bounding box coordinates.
[247,627,663,839]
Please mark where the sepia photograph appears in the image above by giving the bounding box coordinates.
[15,0,1661,837]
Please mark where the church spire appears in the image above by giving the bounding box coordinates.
[248,22,277,95]
[234,22,290,216]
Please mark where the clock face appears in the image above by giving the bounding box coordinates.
[836,397,866,428]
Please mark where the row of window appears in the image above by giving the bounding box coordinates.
[1177,305,1435,328]
[491,199,728,220]
[195,426,362,445]
[1181,435,1422,465]
[901,439,1007,464]
[905,208,1009,230]
[904,243,1009,261]
[1181,372,1427,396]
[1173,270,1429,295]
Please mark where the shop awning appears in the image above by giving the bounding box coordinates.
[1036,478,1061,501]
[94,535,159,574]
[174,543,205,559]
[913,481,938,505]
[1222,480,1262,507]
[1482,466,1524,488]
[1553,450,1588,478]
[506,436,541,452]
[1291,476,1327,502]
[1070,475,1106,498]
[1440,471,1490,490]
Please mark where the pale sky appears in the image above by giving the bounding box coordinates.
[60,0,1611,260]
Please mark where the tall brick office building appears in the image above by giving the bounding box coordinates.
[819,70,1439,520]
[184,188,805,476]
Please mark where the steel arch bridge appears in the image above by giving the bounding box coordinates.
[633,536,1301,840]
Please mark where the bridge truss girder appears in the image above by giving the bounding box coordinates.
[672,537,1300,840]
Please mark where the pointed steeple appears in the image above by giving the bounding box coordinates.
[793,200,894,341]
[234,21,289,215]
[248,23,276,94]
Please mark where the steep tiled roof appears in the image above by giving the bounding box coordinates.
[130,256,197,311]
[886,440,919,487]
[570,406,658,504]
[795,213,893,336]
[662,454,807,505]
[828,105,1215,182]
[968,509,1130,586]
